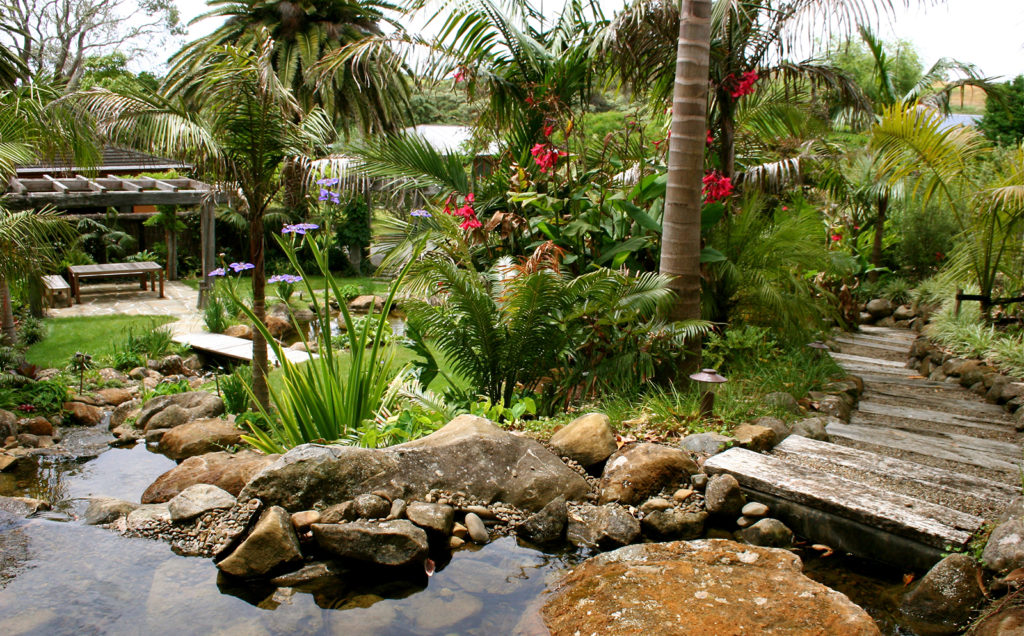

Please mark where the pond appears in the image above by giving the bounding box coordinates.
[0,422,914,635]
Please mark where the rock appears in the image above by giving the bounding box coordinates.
[742,502,769,518]
[680,431,734,455]
[156,417,242,460]
[265,316,295,340]
[240,415,590,513]
[291,509,321,529]
[96,388,134,406]
[901,553,985,636]
[129,366,158,380]
[0,409,16,439]
[0,453,19,472]
[542,540,880,636]
[348,295,386,312]
[141,451,277,503]
[311,520,428,567]
[982,519,1024,573]
[750,416,791,443]
[18,417,53,437]
[167,484,237,522]
[464,512,489,544]
[353,493,391,519]
[0,496,50,517]
[452,522,468,539]
[223,324,253,339]
[638,497,673,514]
[405,502,454,535]
[218,506,302,578]
[705,474,745,517]
[765,391,801,414]
[97,367,129,383]
[641,509,707,540]
[517,496,567,545]
[547,412,618,467]
[999,495,1024,523]
[972,606,1024,636]
[791,416,832,441]
[732,423,777,452]
[737,515,755,528]
[136,392,225,432]
[449,536,465,549]
[269,561,345,588]
[566,503,640,549]
[691,473,708,490]
[736,518,793,548]
[126,503,171,530]
[816,394,853,421]
[858,311,874,324]
[145,428,170,444]
[386,498,407,520]
[893,304,915,320]
[16,433,39,448]
[109,399,141,430]
[321,501,358,524]
[598,443,699,505]
[672,488,694,503]
[63,401,103,425]
[85,497,139,525]
[866,298,894,318]
[156,355,192,376]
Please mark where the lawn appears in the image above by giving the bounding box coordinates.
[26,315,177,368]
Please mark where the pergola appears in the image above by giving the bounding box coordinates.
[3,174,227,308]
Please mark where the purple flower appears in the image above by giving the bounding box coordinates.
[229,262,255,272]
[411,209,432,218]
[316,177,340,186]
[329,192,340,204]
[282,223,320,235]
[318,188,331,202]
[269,274,303,284]
[208,267,226,277]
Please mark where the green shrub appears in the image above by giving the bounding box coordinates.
[218,364,252,415]
[108,344,146,371]
[0,379,71,413]
[16,311,47,346]
[0,346,20,371]
[203,294,231,334]
[704,325,775,372]
[122,318,178,359]
[894,204,957,278]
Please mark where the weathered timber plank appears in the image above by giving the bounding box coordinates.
[173,333,315,365]
[704,448,981,548]
[857,401,1012,432]
[834,336,909,354]
[830,352,908,368]
[826,421,1022,474]
[773,435,1017,507]
[846,415,1020,457]
[834,362,917,377]
[853,374,961,390]
[863,388,1007,417]
[858,325,918,340]
[842,332,916,347]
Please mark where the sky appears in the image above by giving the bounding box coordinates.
[169,0,1024,80]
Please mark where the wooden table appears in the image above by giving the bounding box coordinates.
[68,262,165,303]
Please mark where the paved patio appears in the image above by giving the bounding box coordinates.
[47,280,203,336]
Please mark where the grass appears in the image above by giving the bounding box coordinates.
[26,314,177,368]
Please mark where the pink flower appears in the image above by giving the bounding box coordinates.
[725,70,759,98]
[453,66,467,83]
[831,233,843,242]
[543,124,554,137]
[531,143,567,173]
[701,171,734,203]
[460,216,482,231]
[466,192,475,203]
[706,129,714,145]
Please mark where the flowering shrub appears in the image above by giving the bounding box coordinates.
[530,143,567,173]
[444,193,482,230]
[702,171,734,203]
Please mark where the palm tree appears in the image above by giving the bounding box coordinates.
[77,31,336,408]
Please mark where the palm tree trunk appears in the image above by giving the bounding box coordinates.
[717,91,736,179]
[0,278,15,345]
[660,0,712,374]
[869,194,889,283]
[250,214,271,411]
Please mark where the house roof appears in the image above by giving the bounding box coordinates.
[16,146,191,177]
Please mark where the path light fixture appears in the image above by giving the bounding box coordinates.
[689,368,728,419]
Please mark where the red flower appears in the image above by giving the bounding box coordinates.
[782,206,789,211]
[935,251,945,261]
[543,124,554,138]
[701,171,734,203]
[831,233,843,242]
[453,66,467,83]
[531,143,566,173]
[466,192,475,203]
[460,216,482,230]
[725,70,759,98]
[525,95,535,105]
[706,129,714,145]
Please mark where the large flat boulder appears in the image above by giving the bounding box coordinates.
[311,520,428,567]
[240,415,591,513]
[156,417,243,460]
[141,451,276,504]
[137,392,224,432]
[542,539,880,635]
[598,443,698,505]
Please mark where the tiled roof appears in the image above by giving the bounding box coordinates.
[16,146,190,176]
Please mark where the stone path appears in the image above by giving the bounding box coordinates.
[48,280,203,336]
[705,325,1023,571]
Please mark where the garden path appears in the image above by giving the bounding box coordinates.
[705,326,1022,571]
[47,280,203,336]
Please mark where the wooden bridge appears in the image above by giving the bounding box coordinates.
[173,332,315,366]
[705,325,1021,570]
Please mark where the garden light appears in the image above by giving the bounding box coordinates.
[689,368,728,419]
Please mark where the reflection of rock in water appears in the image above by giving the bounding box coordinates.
[0,515,31,588]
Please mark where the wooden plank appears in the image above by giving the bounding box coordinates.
[42,174,68,192]
[830,352,908,368]
[704,447,981,549]
[41,275,70,291]
[834,362,917,377]
[843,332,916,347]
[826,421,1022,474]
[834,336,909,354]
[173,333,315,365]
[858,325,918,340]
[108,175,143,191]
[8,177,25,194]
[773,435,1018,507]
[75,174,106,193]
[856,401,1012,432]
[847,415,1020,457]
[863,387,1006,416]
[853,373,961,390]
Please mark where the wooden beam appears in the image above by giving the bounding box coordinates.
[147,177,179,192]
[75,174,107,193]
[7,177,25,194]
[107,175,143,192]
[42,174,68,193]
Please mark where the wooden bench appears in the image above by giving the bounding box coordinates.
[67,262,164,303]
[42,275,72,307]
